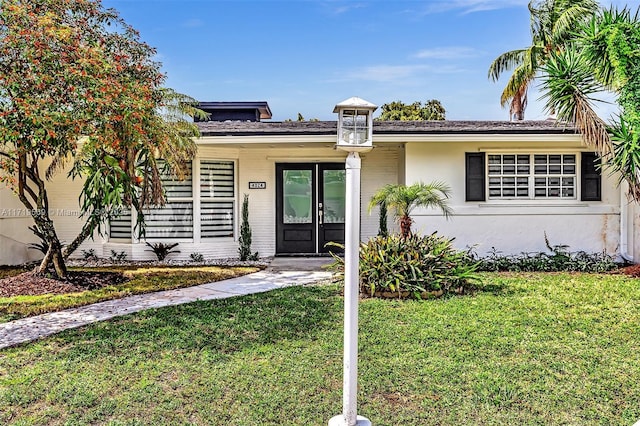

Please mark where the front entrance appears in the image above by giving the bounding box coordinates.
[276,163,346,254]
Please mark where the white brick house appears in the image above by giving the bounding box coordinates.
[0,101,635,264]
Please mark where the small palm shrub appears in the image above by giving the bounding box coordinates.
[332,233,479,299]
[145,242,180,261]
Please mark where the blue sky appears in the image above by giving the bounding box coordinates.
[103,0,639,121]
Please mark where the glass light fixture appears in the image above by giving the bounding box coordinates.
[333,97,377,152]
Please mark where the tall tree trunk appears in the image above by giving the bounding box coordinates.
[511,93,525,121]
[16,152,69,278]
[400,215,413,239]
[32,213,68,278]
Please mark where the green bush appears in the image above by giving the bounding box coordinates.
[190,252,205,263]
[144,242,179,261]
[466,235,619,273]
[239,194,258,261]
[332,233,480,299]
[469,248,618,273]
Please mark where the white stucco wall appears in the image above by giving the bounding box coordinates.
[402,137,621,256]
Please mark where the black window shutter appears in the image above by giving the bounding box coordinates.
[581,152,601,201]
[465,152,485,201]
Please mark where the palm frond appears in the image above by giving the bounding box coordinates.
[540,48,611,156]
[159,88,209,122]
[487,49,527,82]
[551,0,599,44]
[369,182,452,223]
[368,183,395,212]
[608,117,640,200]
[496,45,543,114]
[500,63,535,108]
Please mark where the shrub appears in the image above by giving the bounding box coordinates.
[467,245,618,273]
[145,242,180,261]
[332,233,480,299]
[238,194,258,261]
[190,252,205,263]
[109,250,127,263]
[81,249,99,261]
[377,199,388,237]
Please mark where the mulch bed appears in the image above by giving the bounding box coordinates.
[613,264,640,278]
[0,271,129,297]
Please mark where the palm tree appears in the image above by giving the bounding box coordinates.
[488,0,598,120]
[539,7,640,200]
[369,182,453,238]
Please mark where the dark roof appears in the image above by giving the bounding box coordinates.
[197,119,578,137]
[197,101,272,120]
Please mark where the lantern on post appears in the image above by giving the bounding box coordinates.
[329,97,377,426]
[333,97,377,152]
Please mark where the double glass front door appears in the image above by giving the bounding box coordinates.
[276,163,346,254]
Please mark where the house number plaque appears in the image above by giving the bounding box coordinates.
[249,181,266,189]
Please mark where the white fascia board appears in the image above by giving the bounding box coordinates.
[196,135,334,145]
[196,133,583,146]
[373,133,583,144]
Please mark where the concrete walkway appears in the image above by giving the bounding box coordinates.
[0,257,334,350]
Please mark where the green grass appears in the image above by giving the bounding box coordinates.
[1,272,640,425]
[0,265,259,323]
[0,266,30,280]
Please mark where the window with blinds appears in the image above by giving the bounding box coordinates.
[108,159,236,241]
[143,202,194,238]
[141,162,194,238]
[109,208,132,240]
[161,166,193,198]
[200,160,235,238]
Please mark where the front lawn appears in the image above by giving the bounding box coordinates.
[1,272,639,425]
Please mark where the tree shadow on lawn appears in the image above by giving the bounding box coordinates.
[470,273,530,297]
[29,285,343,359]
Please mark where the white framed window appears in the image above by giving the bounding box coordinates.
[199,160,235,238]
[108,208,133,241]
[144,162,194,239]
[487,153,577,200]
[109,159,237,241]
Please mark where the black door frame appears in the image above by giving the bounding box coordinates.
[317,163,346,253]
[275,162,345,255]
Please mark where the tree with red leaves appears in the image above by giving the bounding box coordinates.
[0,0,203,278]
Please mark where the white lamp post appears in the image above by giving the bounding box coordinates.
[329,97,377,426]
